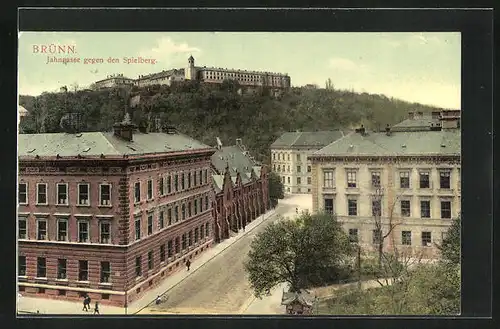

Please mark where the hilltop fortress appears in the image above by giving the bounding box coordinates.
[92,55,291,94]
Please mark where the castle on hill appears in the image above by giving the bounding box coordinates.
[92,56,291,93]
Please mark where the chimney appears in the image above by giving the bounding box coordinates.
[113,112,136,142]
[408,111,415,120]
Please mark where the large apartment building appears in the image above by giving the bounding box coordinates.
[17,114,216,307]
[270,131,345,194]
[309,110,461,258]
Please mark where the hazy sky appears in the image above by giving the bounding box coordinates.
[18,32,461,109]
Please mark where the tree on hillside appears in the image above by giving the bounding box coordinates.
[245,212,353,298]
[267,171,284,207]
[325,78,334,90]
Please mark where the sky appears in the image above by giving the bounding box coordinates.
[18,32,461,109]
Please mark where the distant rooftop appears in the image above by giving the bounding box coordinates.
[271,130,345,149]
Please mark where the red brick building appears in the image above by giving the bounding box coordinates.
[210,138,270,243]
[17,114,216,307]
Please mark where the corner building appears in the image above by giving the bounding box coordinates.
[309,110,461,259]
[17,116,216,307]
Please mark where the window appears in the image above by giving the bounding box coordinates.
[57,183,68,205]
[205,169,208,184]
[148,251,153,270]
[58,219,68,241]
[147,179,153,199]
[402,231,412,245]
[78,221,89,242]
[175,206,179,222]
[420,200,431,218]
[194,227,199,243]
[307,177,311,185]
[348,229,358,243]
[100,261,111,283]
[134,182,141,203]
[181,173,185,190]
[273,164,276,171]
[422,231,432,246]
[159,176,165,195]
[347,170,357,188]
[205,223,210,237]
[282,176,285,184]
[419,171,430,188]
[57,259,67,279]
[205,196,209,210]
[18,182,27,204]
[135,256,142,277]
[199,197,203,213]
[273,153,276,160]
[78,183,89,205]
[307,165,311,173]
[18,217,27,239]
[441,201,452,219]
[348,199,357,216]
[194,171,197,185]
[372,199,382,217]
[199,170,203,185]
[98,221,110,244]
[37,219,47,240]
[36,183,48,204]
[439,170,451,189]
[399,171,410,188]
[159,210,164,229]
[19,256,26,276]
[99,184,111,206]
[188,172,192,188]
[371,171,381,188]
[174,174,179,192]
[297,166,301,173]
[78,260,88,281]
[147,214,153,235]
[287,165,290,172]
[323,170,334,188]
[324,198,334,214]
[188,231,193,246]
[372,229,382,244]
[194,200,198,215]
[287,177,290,184]
[167,240,173,257]
[182,234,187,250]
[297,177,301,185]
[166,176,171,194]
[167,208,172,225]
[200,224,205,239]
[296,154,300,161]
[401,200,411,217]
[182,204,186,220]
[37,257,46,278]
[135,217,141,240]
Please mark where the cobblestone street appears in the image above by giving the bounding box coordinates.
[147,194,311,314]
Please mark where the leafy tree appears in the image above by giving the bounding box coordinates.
[437,216,460,266]
[245,212,353,298]
[268,171,284,205]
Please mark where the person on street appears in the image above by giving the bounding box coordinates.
[82,296,90,312]
[93,301,100,315]
[156,295,162,305]
[186,259,191,271]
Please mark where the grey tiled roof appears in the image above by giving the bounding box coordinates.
[18,131,213,157]
[211,146,258,177]
[313,129,461,157]
[271,131,345,149]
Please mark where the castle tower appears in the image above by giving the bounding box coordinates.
[185,55,196,80]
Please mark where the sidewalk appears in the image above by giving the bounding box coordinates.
[17,208,277,316]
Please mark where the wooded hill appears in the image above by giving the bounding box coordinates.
[19,80,444,164]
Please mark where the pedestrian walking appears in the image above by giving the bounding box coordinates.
[155,295,162,305]
[186,259,191,271]
[296,207,298,214]
[82,296,90,312]
[93,301,100,315]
